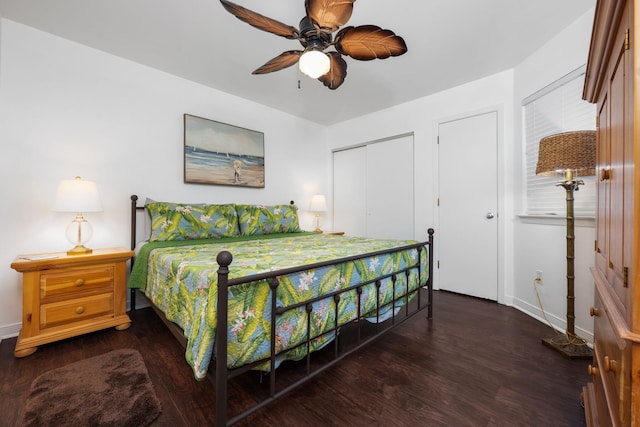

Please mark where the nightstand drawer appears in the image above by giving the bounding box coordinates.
[40,293,114,329]
[40,266,114,300]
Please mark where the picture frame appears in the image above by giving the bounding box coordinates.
[184,114,265,188]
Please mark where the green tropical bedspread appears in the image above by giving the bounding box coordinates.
[128,233,428,380]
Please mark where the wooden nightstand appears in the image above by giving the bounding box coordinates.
[10,247,133,357]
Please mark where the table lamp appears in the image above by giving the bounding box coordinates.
[309,194,327,233]
[52,176,103,255]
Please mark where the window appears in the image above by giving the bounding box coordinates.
[523,66,597,217]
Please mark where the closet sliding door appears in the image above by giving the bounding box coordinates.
[333,146,367,237]
[333,134,414,239]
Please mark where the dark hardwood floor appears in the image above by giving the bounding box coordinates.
[0,291,590,426]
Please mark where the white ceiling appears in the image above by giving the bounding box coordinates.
[0,0,595,125]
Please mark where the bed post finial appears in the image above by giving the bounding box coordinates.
[217,250,233,267]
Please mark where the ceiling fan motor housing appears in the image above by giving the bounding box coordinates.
[299,16,332,50]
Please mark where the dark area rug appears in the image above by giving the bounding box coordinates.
[17,348,161,427]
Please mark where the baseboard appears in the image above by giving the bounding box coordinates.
[0,322,21,341]
[511,296,594,344]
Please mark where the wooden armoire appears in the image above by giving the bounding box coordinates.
[582,0,640,425]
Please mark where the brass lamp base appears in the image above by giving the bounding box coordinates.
[67,245,93,256]
[313,213,322,233]
[542,335,592,360]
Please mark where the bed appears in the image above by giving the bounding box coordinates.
[127,195,434,425]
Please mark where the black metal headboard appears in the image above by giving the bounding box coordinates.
[128,194,296,309]
[129,195,145,309]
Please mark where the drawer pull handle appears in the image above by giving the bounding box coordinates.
[75,279,85,287]
[590,307,601,317]
[600,168,610,181]
[75,306,85,315]
[604,356,618,373]
[588,365,599,377]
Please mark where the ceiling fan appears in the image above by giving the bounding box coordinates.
[219,0,408,89]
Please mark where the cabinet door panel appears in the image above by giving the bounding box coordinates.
[607,28,628,310]
[595,98,609,276]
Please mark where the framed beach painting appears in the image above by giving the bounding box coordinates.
[184,114,265,188]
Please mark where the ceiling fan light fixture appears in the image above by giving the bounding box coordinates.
[219,0,407,90]
[299,49,330,78]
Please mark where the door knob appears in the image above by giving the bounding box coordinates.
[486,212,495,219]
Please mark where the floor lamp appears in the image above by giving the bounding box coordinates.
[535,130,595,359]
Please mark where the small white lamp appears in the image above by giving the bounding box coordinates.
[309,194,327,233]
[52,176,103,255]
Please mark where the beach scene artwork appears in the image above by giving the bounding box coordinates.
[184,114,265,188]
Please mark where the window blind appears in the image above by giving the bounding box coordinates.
[523,66,596,217]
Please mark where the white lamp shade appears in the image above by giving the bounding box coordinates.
[52,177,103,213]
[309,194,327,212]
[299,50,330,79]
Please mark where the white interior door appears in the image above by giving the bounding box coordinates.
[438,112,498,300]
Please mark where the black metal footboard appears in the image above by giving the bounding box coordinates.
[129,194,434,426]
[214,229,434,426]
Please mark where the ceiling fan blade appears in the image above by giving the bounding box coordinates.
[318,52,347,89]
[306,0,355,32]
[252,51,303,74]
[220,0,299,39]
[335,25,407,60]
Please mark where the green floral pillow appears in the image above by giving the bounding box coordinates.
[146,202,239,241]
[236,204,301,235]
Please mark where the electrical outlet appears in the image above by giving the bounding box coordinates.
[536,270,543,282]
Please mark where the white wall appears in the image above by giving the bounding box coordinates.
[326,71,516,304]
[0,19,328,338]
[0,7,598,344]
[327,7,597,342]
[512,8,596,341]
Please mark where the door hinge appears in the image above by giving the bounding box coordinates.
[437,260,440,269]
[625,28,630,51]
[624,267,629,288]
[594,239,597,252]
[596,115,599,128]
[437,197,440,207]
[437,135,440,145]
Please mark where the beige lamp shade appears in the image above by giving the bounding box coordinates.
[309,194,327,212]
[52,176,103,213]
[535,130,596,177]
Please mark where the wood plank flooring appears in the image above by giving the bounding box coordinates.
[0,291,590,426]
